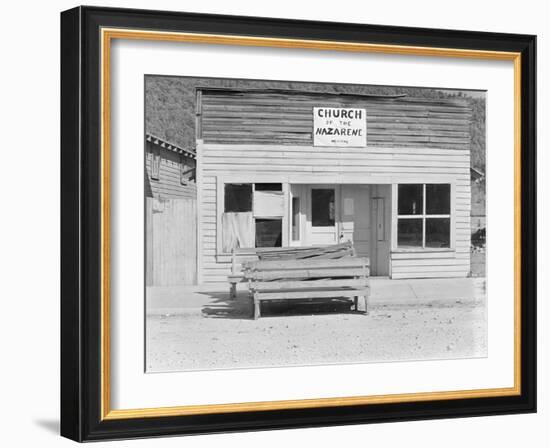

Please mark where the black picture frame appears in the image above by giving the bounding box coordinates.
[61,5,536,442]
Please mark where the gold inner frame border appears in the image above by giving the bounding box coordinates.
[99,27,522,421]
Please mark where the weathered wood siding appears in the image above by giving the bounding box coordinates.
[145,141,196,200]
[199,144,470,282]
[145,141,198,285]
[146,197,197,286]
[199,90,471,150]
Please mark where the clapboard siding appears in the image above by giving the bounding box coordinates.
[145,142,196,200]
[199,91,472,150]
[199,143,470,281]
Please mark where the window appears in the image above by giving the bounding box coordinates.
[255,183,282,191]
[255,218,282,248]
[222,184,254,252]
[225,184,252,212]
[397,218,423,247]
[253,184,284,217]
[254,184,283,248]
[151,146,160,180]
[291,196,300,241]
[222,183,284,252]
[397,184,451,249]
[398,184,422,215]
[312,188,335,227]
[180,155,196,185]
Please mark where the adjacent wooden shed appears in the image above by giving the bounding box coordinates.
[194,88,473,283]
[145,133,198,286]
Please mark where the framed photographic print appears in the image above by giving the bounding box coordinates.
[60,6,537,442]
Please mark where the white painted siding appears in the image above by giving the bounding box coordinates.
[198,143,470,283]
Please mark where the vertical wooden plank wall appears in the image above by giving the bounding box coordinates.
[145,140,198,286]
[146,197,197,285]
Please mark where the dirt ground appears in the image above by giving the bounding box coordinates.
[146,297,487,372]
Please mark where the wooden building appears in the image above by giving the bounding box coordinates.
[193,88,473,283]
[145,133,197,286]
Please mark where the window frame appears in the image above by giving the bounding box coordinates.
[254,217,283,248]
[395,183,454,251]
[291,195,301,242]
[151,145,160,181]
[224,183,254,213]
[311,187,336,228]
[180,155,196,185]
[216,177,289,255]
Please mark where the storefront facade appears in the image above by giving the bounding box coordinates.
[195,88,472,283]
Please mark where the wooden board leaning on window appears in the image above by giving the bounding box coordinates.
[222,212,254,252]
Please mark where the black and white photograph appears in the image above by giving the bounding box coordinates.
[0,0,542,444]
[144,76,487,372]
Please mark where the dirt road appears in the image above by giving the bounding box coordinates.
[146,299,486,372]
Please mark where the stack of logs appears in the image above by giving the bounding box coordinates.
[243,242,370,319]
[256,241,355,261]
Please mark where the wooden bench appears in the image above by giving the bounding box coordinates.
[243,256,369,319]
[227,242,354,298]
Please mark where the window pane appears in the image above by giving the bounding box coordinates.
[397,218,423,247]
[225,184,252,212]
[426,184,450,215]
[312,189,335,226]
[426,218,450,248]
[398,184,423,215]
[255,183,282,191]
[292,196,300,240]
[255,219,282,248]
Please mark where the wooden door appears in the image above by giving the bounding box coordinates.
[340,185,370,258]
[307,185,339,245]
[370,185,391,276]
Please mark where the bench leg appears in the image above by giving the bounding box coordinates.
[363,294,369,315]
[354,297,358,311]
[253,297,260,320]
[230,283,237,299]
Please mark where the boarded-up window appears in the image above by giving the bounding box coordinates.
[253,190,284,217]
[221,183,285,252]
[255,218,282,248]
[222,212,254,252]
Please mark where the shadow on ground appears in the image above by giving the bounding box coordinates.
[33,419,59,435]
[199,292,359,319]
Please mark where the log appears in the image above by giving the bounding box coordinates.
[244,257,369,271]
[251,278,369,291]
[247,267,368,281]
[254,288,370,301]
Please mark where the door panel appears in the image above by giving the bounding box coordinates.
[340,185,370,257]
[370,185,391,276]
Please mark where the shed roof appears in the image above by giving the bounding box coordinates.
[146,133,196,159]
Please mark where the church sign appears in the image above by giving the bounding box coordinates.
[313,107,367,147]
